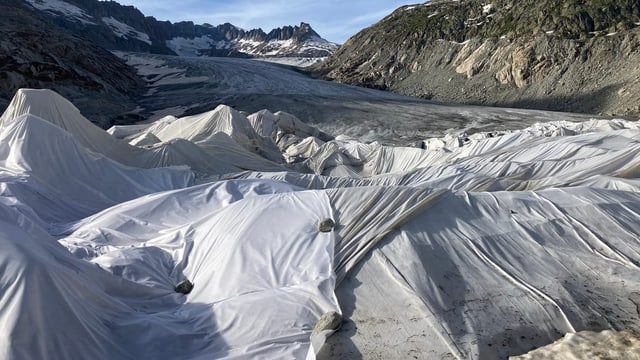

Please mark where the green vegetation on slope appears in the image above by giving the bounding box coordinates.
[378,0,640,43]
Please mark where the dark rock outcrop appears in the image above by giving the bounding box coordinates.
[0,0,145,127]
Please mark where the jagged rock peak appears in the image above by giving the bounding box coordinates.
[266,22,322,42]
[22,0,338,58]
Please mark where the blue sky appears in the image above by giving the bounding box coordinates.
[115,0,417,43]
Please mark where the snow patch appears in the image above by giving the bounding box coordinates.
[267,39,295,55]
[236,38,265,55]
[254,57,326,68]
[101,17,151,45]
[232,37,337,57]
[24,0,95,24]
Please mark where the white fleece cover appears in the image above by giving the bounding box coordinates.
[1,89,640,359]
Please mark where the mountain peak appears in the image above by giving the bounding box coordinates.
[22,0,339,59]
[264,22,322,43]
[296,21,321,40]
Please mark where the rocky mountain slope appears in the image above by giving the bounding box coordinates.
[23,0,338,58]
[0,0,144,126]
[1,0,338,126]
[316,0,640,116]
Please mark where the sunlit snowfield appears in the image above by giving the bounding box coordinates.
[1,55,640,359]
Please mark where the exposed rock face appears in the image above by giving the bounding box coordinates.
[3,0,338,125]
[316,0,640,116]
[23,0,339,58]
[198,22,338,58]
[0,0,145,127]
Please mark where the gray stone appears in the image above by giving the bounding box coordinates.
[318,218,335,232]
[312,311,342,337]
[175,280,194,294]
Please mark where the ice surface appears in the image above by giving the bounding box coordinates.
[1,89,640,359]
[118,52,601,145]
[166,36,216,57]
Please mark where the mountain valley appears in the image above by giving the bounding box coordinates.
[1,1,640,359]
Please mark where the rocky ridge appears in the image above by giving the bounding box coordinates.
[1,0,338,126]
[0,0,144,127]
[316,0,640,116]
[23,0,338,58]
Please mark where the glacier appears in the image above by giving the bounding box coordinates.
[1,88,640,359]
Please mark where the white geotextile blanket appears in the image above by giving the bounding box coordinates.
[326,187,640,359]
[0,89,286,175]
[0,183,338,359]
[1,89,640,359]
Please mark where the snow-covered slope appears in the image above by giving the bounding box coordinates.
[101,16,151,45]
[1,89,640,359]
[167,28,339,60]
[24,0,95,24]
[223,34,338,58]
